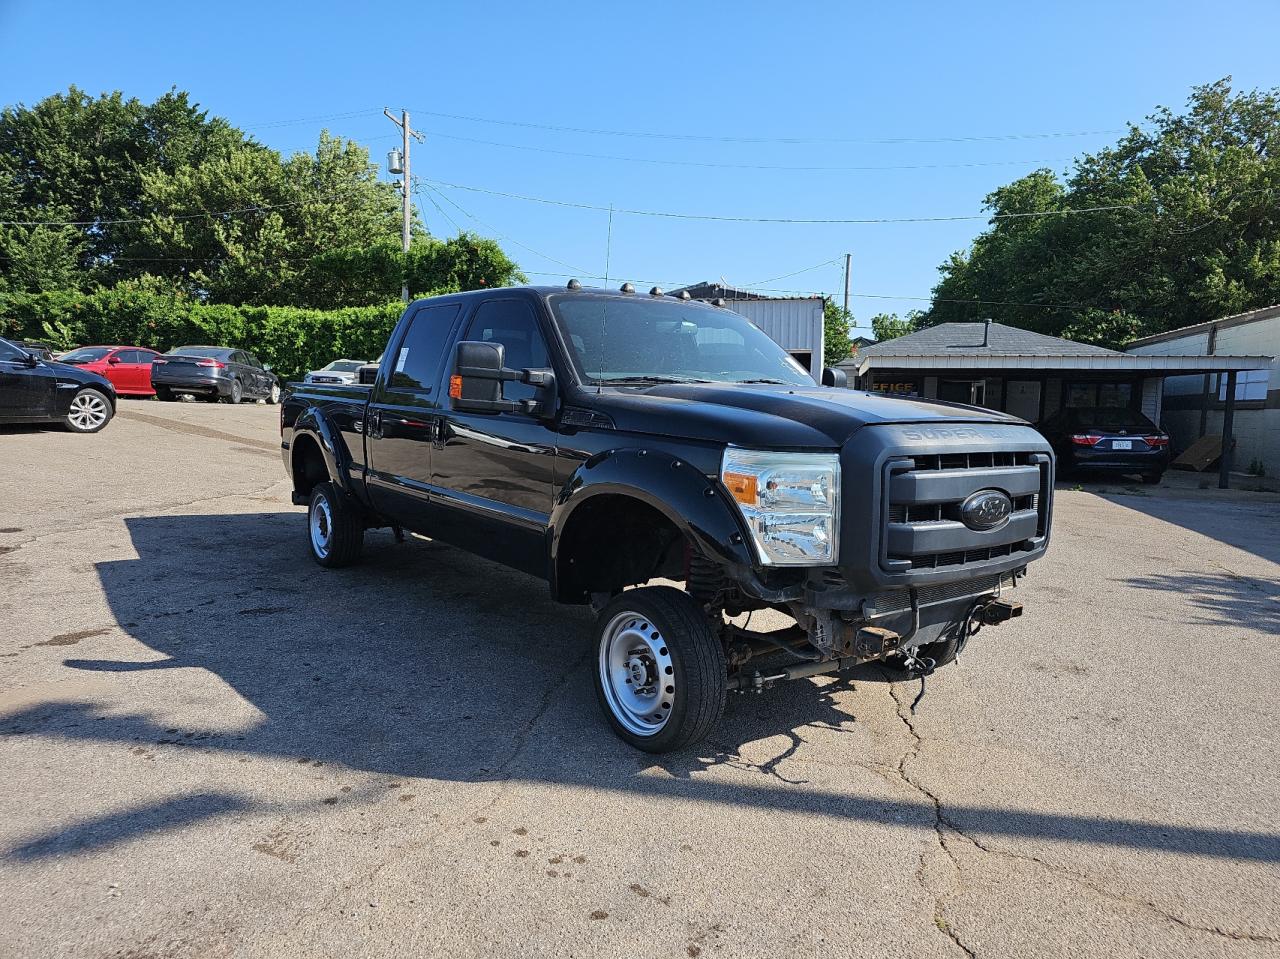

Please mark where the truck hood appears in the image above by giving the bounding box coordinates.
[585,383,1024,448]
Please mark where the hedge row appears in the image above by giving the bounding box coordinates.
[0,286,416,380]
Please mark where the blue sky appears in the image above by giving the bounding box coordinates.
[2,1,1278,329]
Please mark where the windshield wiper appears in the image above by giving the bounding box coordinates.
[733,378,790,385]
[596,375,713,386]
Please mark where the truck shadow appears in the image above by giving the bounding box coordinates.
[3,511,1278,866]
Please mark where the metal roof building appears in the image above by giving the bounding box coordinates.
[670,282,826,378]
[1127,304,1280,482]
[836,320,1271,485]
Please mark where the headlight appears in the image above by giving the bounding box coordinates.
[720,448,840,566]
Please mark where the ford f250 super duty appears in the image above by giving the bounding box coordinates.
[281,283,1054,751]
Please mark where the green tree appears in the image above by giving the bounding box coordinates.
[923,79,1280,344]
[822,300,853,366]
[1,87,523,307]
[0,86,245,288]
[869,311,919,341]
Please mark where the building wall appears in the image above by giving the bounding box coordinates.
[1140,377,1163,423]
[1128,314,1279,474]
[722,298,825,378]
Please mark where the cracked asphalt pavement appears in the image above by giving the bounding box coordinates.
[1,400,1278,958]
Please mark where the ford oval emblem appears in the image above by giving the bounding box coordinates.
[960,490,1013,531]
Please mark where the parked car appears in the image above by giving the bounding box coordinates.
[14,340,55,362]
[0,336,116,433]
[304,359,369,385]
[282,284,1053,752]
[1037,406,1170,483]
[151,346,281,404]
[57,345,161,397]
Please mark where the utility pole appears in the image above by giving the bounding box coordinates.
[384,109,423,303]
[843,252,851,316]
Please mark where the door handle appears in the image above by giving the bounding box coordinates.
[383,414,432,429]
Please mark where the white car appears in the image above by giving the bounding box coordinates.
[303,359,368,385]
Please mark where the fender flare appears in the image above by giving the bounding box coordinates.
[548,447,757,602]
[289,408,356,498]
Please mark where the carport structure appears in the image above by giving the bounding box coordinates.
[839,321,1272,487]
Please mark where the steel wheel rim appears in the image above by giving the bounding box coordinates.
[69,393,108,430]
[599,610,676,736]
[310,495,333,558]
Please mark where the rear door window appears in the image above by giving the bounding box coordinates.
[387,302,464,394]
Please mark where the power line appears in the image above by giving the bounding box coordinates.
[0,189,364,227]
[411,109,1126,146]
[421,130,1073,173]
[741,257,844,287]
[240,109,382,130]
[413,183,466,236]
[424,183,593,276]
[424,178,1144,225]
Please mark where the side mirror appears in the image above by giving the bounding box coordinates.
[822,367,848,388]
[263,364,273,372]
[107,355,121,365]
[23,352,40,368]
[450,341,555,415]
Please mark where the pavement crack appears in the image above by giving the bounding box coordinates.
[492,645,592,781]
[884,677,977,958]
[883,677,1277,947]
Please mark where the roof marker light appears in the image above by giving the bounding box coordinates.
[566,278,581,290]
[620,282,635,293]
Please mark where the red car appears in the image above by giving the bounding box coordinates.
[56,346,161,397]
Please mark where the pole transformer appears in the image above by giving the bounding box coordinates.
[384,109,421,304]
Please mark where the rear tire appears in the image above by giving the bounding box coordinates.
[154,387,174,402]
[592,586,726,753]
[1141,471,1163,485]
[63,388,113,433]
[224,379,244,404]
[307,482,364,568]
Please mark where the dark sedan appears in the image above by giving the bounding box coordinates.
[151,346,281,404]
[1038,406,1170,483]
[0,336,117,433]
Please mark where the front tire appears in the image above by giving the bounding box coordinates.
[593,586,726,753]
[266,382,281,405]
[63,388,113,433]
[307,482,363,568]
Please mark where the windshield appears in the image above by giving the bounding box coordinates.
[170,347,228,359]
[323,360,364,373]
[1068,407,1158,432]
[59,347,112,363]
[548,295,814,387]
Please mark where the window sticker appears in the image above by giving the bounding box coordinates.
[396,347,410,372]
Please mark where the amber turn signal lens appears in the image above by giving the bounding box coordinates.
[722,471,758,505]
[449,375,463,398]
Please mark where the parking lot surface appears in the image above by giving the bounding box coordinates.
[2,400,1278,958]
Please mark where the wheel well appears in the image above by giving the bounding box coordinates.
[555,494,686,603]
[291,434,329,498]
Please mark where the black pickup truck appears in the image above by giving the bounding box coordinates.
[281,283,1053,751]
